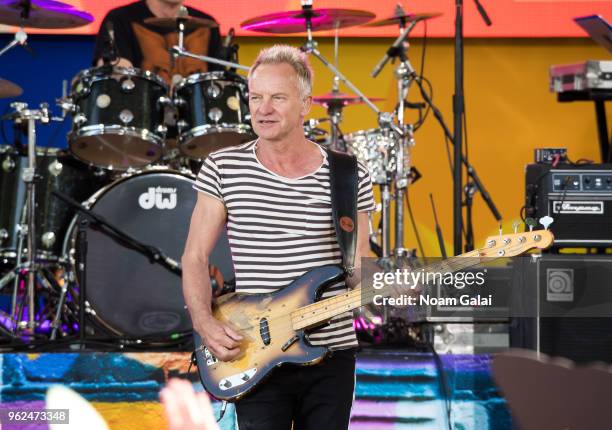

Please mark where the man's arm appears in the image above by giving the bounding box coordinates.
[346,211,371,289]
[182,192,242,361]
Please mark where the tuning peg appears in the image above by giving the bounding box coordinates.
[512,221,521,234]
[525,217,537,232]
[539,215,554,230]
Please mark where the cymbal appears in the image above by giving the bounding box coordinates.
[364,12,442,27]
[241,9,375,34]
[312,92,384,107]
[144,16,218,32]
[0,78,23,98]
[0,0,94,29]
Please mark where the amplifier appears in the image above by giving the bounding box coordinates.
[509,255,612,364]
[525,163,612,247]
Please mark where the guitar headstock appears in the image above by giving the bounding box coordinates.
[479,230,554,258]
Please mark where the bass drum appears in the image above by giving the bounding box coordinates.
[63,168,234,339]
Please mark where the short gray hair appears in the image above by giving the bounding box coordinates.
[248,45,313,99]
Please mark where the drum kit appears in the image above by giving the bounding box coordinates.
[0,0,441,347]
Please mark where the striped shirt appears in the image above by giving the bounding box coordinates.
[194,140,376,350]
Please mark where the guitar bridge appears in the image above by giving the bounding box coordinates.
[219,368,258,391]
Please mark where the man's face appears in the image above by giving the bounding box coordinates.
[248,63,311,142]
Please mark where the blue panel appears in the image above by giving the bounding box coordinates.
[0,34,96,149]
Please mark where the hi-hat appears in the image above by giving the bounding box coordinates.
[0,0,93,29]
[0,78,23,98]
[241,8,375,34]
[313,91,384,107]
[365,12,442,27]
[144,16,218,32]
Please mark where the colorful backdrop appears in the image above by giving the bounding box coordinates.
[0,0,610,37]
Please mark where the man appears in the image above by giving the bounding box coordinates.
[182,45,376,429]
[92,0,223,85]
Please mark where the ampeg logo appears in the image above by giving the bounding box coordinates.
[138,187,177,210]
[552,201,604,214]
[546,268,574,302]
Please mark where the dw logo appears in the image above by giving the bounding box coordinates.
[546,268,574,302]
[138,187,177,210]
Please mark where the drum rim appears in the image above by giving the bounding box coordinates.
[68,125,164,170]
[60,168,196,336]
[71,66,168,90]
[343,128,395,140]
[178,123,253,144]
[173,70,247,93]
[0,145,63,156]
[178,123,255,155]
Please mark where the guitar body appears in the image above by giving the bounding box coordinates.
[194,265,346,401]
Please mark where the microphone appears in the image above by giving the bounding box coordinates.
[102,21,117,66]
[223,27,235,49]
[370,19,418,78]
[222,27,236,65]
[473,0,492,26]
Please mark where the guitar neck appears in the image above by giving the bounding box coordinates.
[291,250,483,331]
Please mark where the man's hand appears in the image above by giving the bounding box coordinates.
[196,316,243,362]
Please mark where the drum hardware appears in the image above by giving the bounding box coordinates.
[3,101,53,333]
[303,118,329,144]
[169,46,251,72]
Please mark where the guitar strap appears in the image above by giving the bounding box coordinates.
[327,148,359,276]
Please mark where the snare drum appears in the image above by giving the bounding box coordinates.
[69,67,169,170]
[0,145,108,262]
[173,71,254,159]
[343,129,410,184]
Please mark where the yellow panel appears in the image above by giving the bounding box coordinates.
[92,402,166,430]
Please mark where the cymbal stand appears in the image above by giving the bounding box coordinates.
[7,102,50,334]
[370,18,420,259]
[299,2,385,120]
[170,46,250,72]
[170,6,251,73]
[393,46,417,258]
[0,0,31,58]
[325,25,345,151]
[0,28,27,58]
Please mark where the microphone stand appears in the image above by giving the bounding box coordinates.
[452,0,464,256]
[452,0,493,253]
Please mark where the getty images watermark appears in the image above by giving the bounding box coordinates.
[370,267,492,307]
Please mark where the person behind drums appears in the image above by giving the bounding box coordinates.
[182,45,376,430]
[92,0,224,86]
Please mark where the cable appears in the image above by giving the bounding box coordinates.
[413,76,433,132]
[405,188,426,258]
